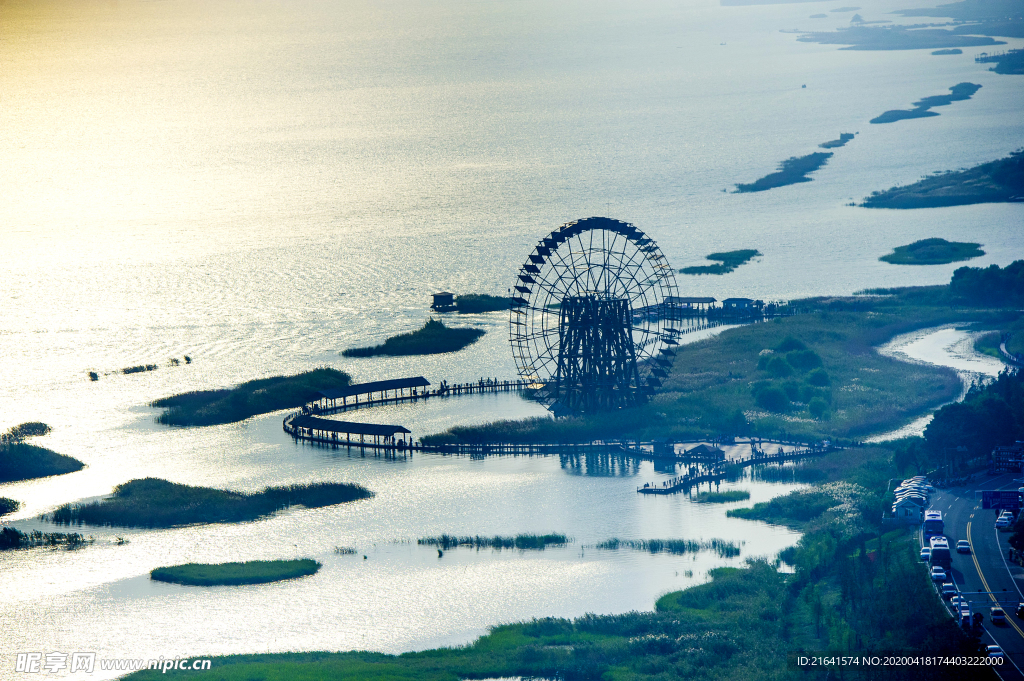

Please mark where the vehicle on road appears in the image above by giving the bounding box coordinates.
[920,547,931,561]
[996,517,1011,529]
[991,607,1007,625]
[931,566,946,582]
[929,537,952,569]
[956,540,971,553]
[941,582,957,599]
[924,510,943,536]
[1017,603,1024,618]
[987,645,1004,659]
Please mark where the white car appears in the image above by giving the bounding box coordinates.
[920,547,931,561]
[996,517,1011,529]
[931,566,946,582]
[941,582,957,599]
[987,645,1004,659]
[956,540,971,553]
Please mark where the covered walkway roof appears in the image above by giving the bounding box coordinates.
[290,415,411,437]
[317,376,431,400]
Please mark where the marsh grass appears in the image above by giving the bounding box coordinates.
[680,249,761,275]
[342,318,485,357]
[153,367,350,426]
[150,559,321,586]
[0,444,85,484]
[596,538,741,558]
[123,364,158,374]
[455,294,510,314]
[418,534,569,551]
[0,497,21,516]
[734,152,832,192]
[0,527,92,551]
[47,478,373,528]
[694,490,750,503]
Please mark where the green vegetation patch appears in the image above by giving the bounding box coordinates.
[596,537,741,557]
[454,294,510,314]
[734,152,832,193]
[342,319,485,357]
[680,249,761,275]
[694,490,751,503]
[819,132,855,149]
[973,331,1002,359]
[879,238,984,265]
[797,24,1004,50]
[0,422,84,484]
[0,497,19,516]
[153,367,350,426]
[150,559,321,586]
[418,534,568,551]
[870,83,981,124]
[862,150,1024,208]
[1,527,92,551]
[47,478,374,529]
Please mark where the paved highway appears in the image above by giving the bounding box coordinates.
[930,471,1024,680]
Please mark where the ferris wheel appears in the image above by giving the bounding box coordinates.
[509,217,681,414]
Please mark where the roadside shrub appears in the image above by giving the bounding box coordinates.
[786,349,823,371]
[765,356,794,378]
[782,381,801,402]
[807,368,831,386]
[756,386,790,413]
[775,336,807,352]
[809,397,830,419]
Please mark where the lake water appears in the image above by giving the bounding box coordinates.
[1,0,1022,676]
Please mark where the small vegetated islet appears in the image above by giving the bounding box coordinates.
[734,153,832,193]
[596,538,741,558]
[879,238,984,265]
[454,294,510,314]
[152,367,350,426]
[418,534,569,551]
[680,249,761,275]
[0,497,20,516]
[343,318,485,357]
[46,478,374,528]
[694,490,751,503]
[0,527,92,551]
[0,422,84,484]
[150,559,321,586]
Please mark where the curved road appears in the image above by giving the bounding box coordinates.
[932,471,1024,680]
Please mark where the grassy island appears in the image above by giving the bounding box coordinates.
[734,153,832,193]
[680,249,761,275]
[152,367,350,427]
[151,559,321,586]
[862,150,1023,208]
[879,238,984,265]
[819,132,854,149]
[870,82,981,124]
[695,490,751,503]
[0,423,84,484]
[797,24,1004,50]
[47,478,373,529]
[0,498,19,516]
[342,318,485,357]
[932,48,962,55]
[455,294,510,314]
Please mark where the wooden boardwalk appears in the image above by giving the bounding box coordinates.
[637,443,833,495]
[303,377,532,417]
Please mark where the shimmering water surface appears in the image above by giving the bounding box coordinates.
[1,0,1022,676]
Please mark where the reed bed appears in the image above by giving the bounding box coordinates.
[694,490,750,503]
[595,538,741,558]
[418,534,569,551]
[0,527,92,551]
[47,478,373,528]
